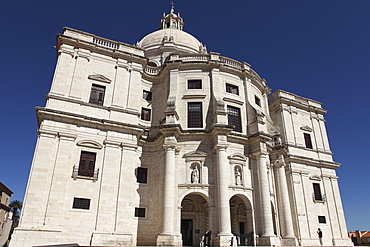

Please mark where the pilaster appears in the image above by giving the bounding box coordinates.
[274,154,297,245]
[157,127,181,246]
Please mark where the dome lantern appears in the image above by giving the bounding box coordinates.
[160,5,184,30]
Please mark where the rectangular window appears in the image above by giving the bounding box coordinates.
[137,167,148,183]
[304,133,313,149]
[72,197,91,210]
[313,183,323,201]
[255,96,261,106]
[89,84,105,105]
[227,106,242,132]
[78,151,96,177]
[141,108,151,121]
[226,84,239,95]
[188,79,202,89]
[318,216,326,224]
[135,207,146,217]
[143,90,152,101]
[188,102,203,128]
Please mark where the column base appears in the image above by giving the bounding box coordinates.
[256,235,280,246]
[156,233,182,246]
[214,233,234,247]
[281,237,298,246]
[91,232,134,246]
[332,238,354,246]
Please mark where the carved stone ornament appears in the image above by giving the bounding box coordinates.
[300,125,313,132]
[228,153,247,163]
[88,74,112,84]
[76,140,103,149]
[309,175,321,181]
[183,150,207,162]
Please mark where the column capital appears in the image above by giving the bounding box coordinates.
[212,144,228,152]
[250,151,268,159]
[273,154,286,168]
[163,144,177,151]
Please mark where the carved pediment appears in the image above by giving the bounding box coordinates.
[309,175,321,181]
[228,153,247,162]
[77,140,103,149]
[88,74,111,84]
[300,125,313,132]
[183,150,207,163]
[183,150,208,158]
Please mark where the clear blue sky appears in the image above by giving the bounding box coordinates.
[1,0,369,231]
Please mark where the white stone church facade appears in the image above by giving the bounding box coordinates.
[11,8,352,247]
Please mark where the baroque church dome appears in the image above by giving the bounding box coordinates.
[137,7,206,57]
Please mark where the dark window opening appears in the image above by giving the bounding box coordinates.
[188,102,203,128]
[78,151,96,177]
[147,62,157,67]
[226,84,239,95]
[188,80,202,89]
[89,84,105,105]
[135,207,146,217]
[318,216,326,224]
[137,167,148,183]
[73,198,91,210]
[304,133,313,149]
[143,90,152,101]
[141,108,151,121]
[313,183,323,201]
[227,106,242,132]
[255,96,261,106]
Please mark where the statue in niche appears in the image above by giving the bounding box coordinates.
[191,166,199,184]
[235,167,242,186]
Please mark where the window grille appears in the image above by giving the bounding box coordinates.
[188,102,203,128]
[72,198,90,210]
[188,80,202,89]
[227,106,242,132]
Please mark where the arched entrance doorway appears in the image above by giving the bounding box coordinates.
[181,193,209,247]
[229,195,254,246]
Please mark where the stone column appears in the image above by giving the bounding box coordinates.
[157,140,181,246]
[274,155,296,242]
[257,153,275,237]
[214,144,233,247]
[162,144,176,234]
[216,145,232,235]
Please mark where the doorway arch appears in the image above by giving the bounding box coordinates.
[181,193,210,247]
[229,194,254,246]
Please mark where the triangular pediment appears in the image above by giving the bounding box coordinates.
[300,125,313,132]
[183,150,207,158]
[88,74,111,83]
[77,140,103,149]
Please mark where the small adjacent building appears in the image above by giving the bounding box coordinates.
[349,231,370,246]
[0,182,13,246]
[11,7,352,247]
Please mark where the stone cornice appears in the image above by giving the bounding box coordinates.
[47,93,140,116]
[223,96,244,106]
[285,154,340,169]
[284,143,333,155]
[36,107,144,134]
[0,182,13,196]
[269,90,327,115]
[57,33,146,66]
[142,54,270,94]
